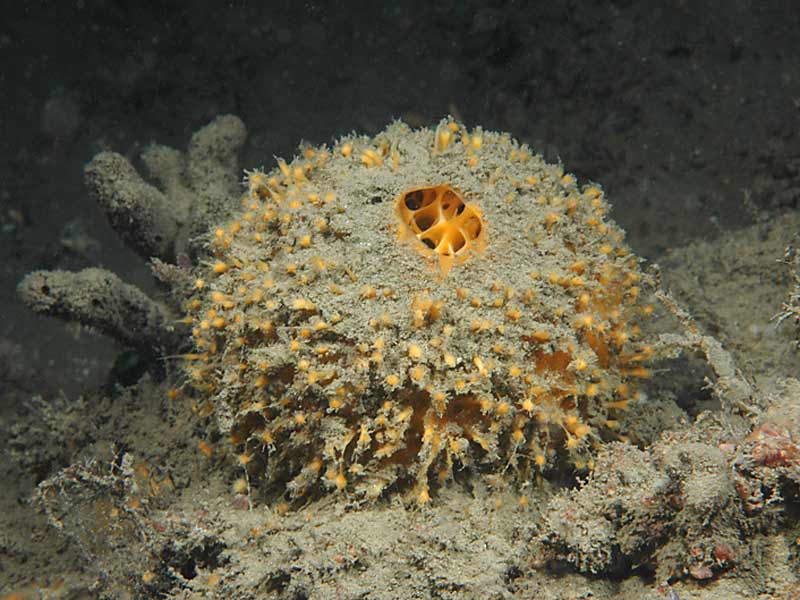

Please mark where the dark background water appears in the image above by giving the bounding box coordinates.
[1,0,799,395]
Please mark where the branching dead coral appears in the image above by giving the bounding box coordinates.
[18,268,178,353]
[85,114,246,261]
[775,243,800,347]
[17,115,247,356]
[648,264,758,416]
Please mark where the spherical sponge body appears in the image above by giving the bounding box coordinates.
[185,119,652,504]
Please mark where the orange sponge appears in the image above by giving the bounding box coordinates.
[183,118,655,505]
[396,185,486,272]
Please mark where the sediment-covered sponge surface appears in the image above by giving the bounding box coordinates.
[184,119,653,503]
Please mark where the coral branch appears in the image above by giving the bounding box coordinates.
[84,114,247,261]
[85,151,181,261]
[18,268,178,352]
[186,114,248,236]
[648,264,758,416]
